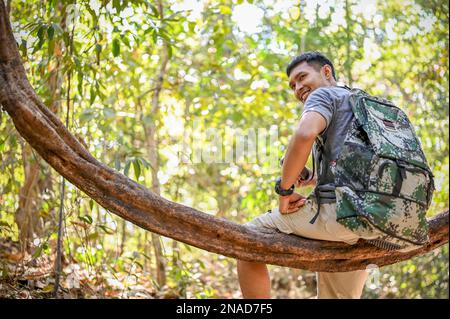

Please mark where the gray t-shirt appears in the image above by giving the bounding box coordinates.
[301,86,353,190]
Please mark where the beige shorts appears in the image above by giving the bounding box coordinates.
[246,199,360,245]
[246,199,370,298]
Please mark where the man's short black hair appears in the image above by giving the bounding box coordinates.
[286,51,336,80]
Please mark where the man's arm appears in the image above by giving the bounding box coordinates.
[278,111,327,214]
[280,111,327,189]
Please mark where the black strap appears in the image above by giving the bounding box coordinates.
[309,142,322,224]
[309,186,321,224]
[393,160,407,196]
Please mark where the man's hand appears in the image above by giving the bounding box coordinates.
[279,192,307,214]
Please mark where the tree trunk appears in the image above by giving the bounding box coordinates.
[138,0,169,289]
[119,219,126,256]
[143,231,150,273]
[145,50,168,289]
[15,143,43,253]
[0,1,448,272]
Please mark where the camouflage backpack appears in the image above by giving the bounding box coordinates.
[333,88,435,251]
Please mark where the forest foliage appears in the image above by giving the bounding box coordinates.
[0,0,448,298]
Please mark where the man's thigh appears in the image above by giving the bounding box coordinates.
[245,200,359,243]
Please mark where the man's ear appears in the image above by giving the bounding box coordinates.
[322,64,332,80]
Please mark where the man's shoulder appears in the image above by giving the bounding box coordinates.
[307,86,350,106]
[313,85,350,97]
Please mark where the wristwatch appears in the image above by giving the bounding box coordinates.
[275,177,295,196]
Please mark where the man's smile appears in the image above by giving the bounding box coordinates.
[298,88,310,103]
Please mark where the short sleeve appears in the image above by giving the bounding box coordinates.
[301,87,336,135]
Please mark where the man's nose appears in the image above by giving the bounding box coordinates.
[294,83,303,94]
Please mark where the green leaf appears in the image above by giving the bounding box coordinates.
[133,159,141,180]
[134,261,144,269]
[219,5,232,15]
[34,37,45,52]
[103,107,116,119]
[19,39,27,57]
[87,232,99,241]
[151,29,157,44]
[62,31,70,47]
[112,38,120,57]
[114,157,121,170]
[163,12,181,22]
[188,22,196,33]
[113,0,122,12]
[98,224,115,235]
[73,56,81,69]
[0,221,11,229]
[52,23,63,35]
[79,215,93,224]
[124,161,131,176]
[140,158,151,169]
[32,242,48,258]
[36,25,45,40]
[159,30,170,42]
[1,266,9,278]
[167,44,173,60]
[89,85,97,105]
[32,245,44,258]
[95,43,102,55]
[47,25,54,40]
[148,3,159,17]
[48,39,55,56]
[80,108,96,122]
[121,35,130,48]
[77,72,83,95]
[42,284,54,293]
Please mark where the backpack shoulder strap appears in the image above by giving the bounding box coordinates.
[338,84,352,91]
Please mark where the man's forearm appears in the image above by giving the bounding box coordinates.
[281,132,316,190]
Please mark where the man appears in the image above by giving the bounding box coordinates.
[237,51,375,299]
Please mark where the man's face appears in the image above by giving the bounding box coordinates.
[288,61,332,104]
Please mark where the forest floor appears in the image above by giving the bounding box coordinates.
[0,237,317,299]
